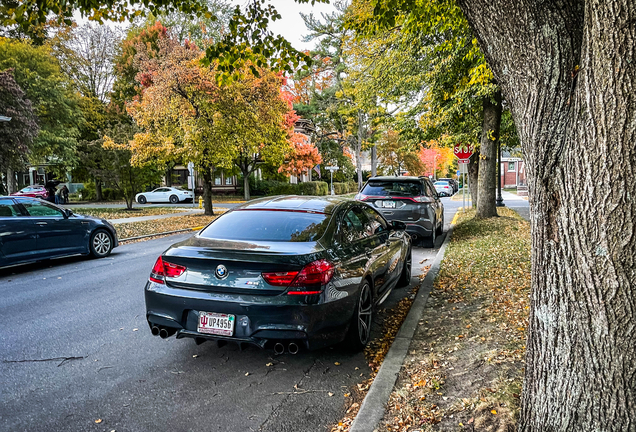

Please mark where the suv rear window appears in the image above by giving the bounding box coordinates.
[361,181,423,197]
[199,210,329,242]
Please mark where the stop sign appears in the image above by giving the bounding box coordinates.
[454,143,475,160]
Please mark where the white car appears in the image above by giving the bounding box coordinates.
[136,187,193,204]
[433,181,454,197]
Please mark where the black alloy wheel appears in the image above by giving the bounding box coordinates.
[398,247,412,287]
[436,214,444,236]
[90,230,114,258]
[138,195,147,204]
[169,195,179,204]
[344,281,373,351]
[424,220,436,248]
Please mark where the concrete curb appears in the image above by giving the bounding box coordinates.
[350,218,457,432]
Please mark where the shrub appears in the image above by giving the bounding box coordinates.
[347,181,359,193]
[297,181,328,196]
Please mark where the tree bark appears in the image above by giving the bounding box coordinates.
[371,144,377,177]
[458,0,636,429]
[95,178,103,202]
[242,169,251,201]
[202,169,214,216]
[467,150,479,207]
[165,167,172,187]
[476,89,502,218]
[356,110,364,189]
[6,168,16,194]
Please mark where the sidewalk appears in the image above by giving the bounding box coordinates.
[108,209,203,224]
[350,207,531,432]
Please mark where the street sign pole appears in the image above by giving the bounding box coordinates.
[187,162,195,208]
[326,166,339,196]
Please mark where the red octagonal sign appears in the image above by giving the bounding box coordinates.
[454,143,475,160]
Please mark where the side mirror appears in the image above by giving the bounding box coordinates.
[390,221,407,231]
[63,208,73,218]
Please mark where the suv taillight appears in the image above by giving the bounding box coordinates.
[149,256,186,284]
[412,196,434,203]
[261,260,335,295]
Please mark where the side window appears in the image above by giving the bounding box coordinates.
[424,181,436,197]
[0,201,21,217]
[362,207,388,236]
[21,199,64,217]
[340,208,368,242]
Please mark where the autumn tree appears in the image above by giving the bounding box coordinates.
[376,129,423,176]
[0,38,83,175]
[0,69,39,194]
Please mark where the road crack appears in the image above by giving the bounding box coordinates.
[3,356,86,367]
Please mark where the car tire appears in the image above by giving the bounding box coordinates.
[138,195,147,204]
[436,214,444,236]
[424,221,436,248]
[397,247,412,287]
[90,229,114,258]
[169,195,179,204]
[343,280,373,351]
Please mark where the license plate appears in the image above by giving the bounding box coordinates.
[382,201,396,208]
[198,312,235,336]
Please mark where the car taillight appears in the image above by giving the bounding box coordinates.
[149,256,186,284]
[261,271,299,286]
[354,193,368,201]
[261,260,335,295]
[412,196,434,203]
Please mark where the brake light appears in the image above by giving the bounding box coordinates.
[411,196,434,203]
[149,256,186,284]
[261,271,299,286]
[261,260,335,295]
[354,193,368,201]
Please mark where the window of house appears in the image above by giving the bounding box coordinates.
[225,176,233,185]
[214,173,222,185]
[508,162,515,171]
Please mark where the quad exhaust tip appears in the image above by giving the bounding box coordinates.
[273,342,285,355]
[159,328,170,339]
[151,326,160,336]
[288,342,299,355]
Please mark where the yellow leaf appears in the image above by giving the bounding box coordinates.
[95,419,103,424]
[334,362,341,366]
[491,410,497,415]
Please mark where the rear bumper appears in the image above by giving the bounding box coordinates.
[144,281,356,350]
[405,221,434,238]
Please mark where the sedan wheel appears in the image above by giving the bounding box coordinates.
[344,281,373,351]
[169,195,179,204]
[398,248,412,287]
[138,195,147,204]
[90,230,113,258]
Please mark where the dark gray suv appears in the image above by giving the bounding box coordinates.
[355,176,443,247]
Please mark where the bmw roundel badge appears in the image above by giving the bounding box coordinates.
[215,264,228,279]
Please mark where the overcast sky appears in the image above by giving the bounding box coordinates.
[232,0,337,50]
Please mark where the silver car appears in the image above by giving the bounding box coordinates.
[355,176,444,247]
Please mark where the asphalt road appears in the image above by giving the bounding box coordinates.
[0,199,459,432]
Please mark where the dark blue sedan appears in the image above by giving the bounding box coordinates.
[0,196,118,268]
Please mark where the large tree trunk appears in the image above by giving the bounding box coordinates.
[242,170,251,201]
[467,150,479,207]
[356,110,364,189]
[458,0,636,429]
[6,167,16,194]
[476,89,502,218]
[202,169,214,216]
[95,178,103,201]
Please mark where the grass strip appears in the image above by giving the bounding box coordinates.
[114,214,218,241]
[380,208,530,431]
[73,207,189,220]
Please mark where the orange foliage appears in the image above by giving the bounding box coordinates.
[419,143,456,178]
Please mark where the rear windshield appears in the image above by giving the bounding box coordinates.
[434,181,450,186]
[199,210,329,242]
[362,181,423,197]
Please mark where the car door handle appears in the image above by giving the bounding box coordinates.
[36,222,48,225]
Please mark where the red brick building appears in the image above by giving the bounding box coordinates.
[500,152,527,188]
